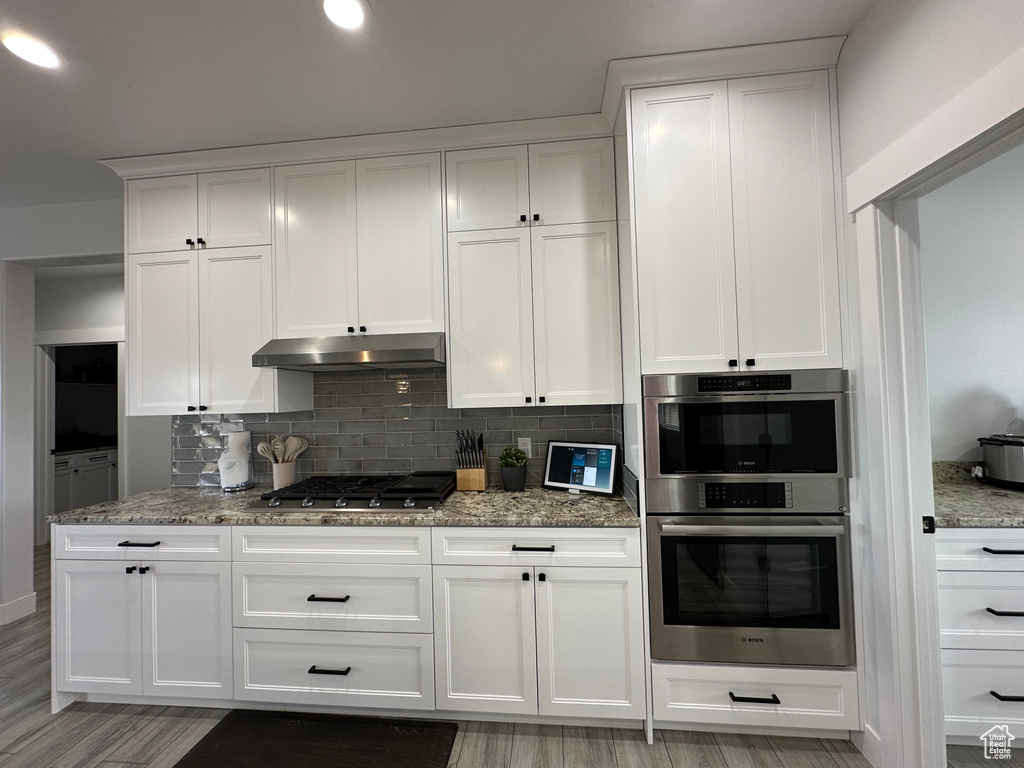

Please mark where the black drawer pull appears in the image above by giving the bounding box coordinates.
[125,566,137,574]
[139,566,150,574]
[307,594,351,603]
[991,690,1024,702]
[983,547,1024,555]
[308,665,351,676]
[511,545,555,553]
[118,541,161,548]
[987,607,1024,617]
[729,692,780,705]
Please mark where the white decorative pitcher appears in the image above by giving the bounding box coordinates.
[218,430,253,491]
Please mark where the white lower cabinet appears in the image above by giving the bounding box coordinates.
[234,628,434,710]
[432,527,645,719]
[651,662,859,730]
[53,558,233,699]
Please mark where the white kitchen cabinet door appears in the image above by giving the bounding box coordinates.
[631,81,739,374]
[198,246,277,414]
[446,229,536,408]
[142,561,233,699]
[126,252,201,415]
[74,462,114,509]
[445,145,530,231]
[528,138,616,226]
[274,161,359,338]
[531,222,622,406]
[197,168,272,249]
[728,71,842,371]
[535,567,645,719]
[53,462,74,515]
[433,565,538,715]
[356,154,444,334]
[127,175,199,254]
[53,560,143,695]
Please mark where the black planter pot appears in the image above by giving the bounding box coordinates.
[500,466,528,492]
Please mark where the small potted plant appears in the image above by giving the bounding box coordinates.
[498,446,529,492]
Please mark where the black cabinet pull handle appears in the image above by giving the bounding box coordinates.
[538,396,546,403]
[185,238,194,246]
[520,214,527,223]
[187,405,196,412]
[138,566,150,574]
[308,665,351,676]
[126,566,137,574]
[196,237,206,246]
[987,607,1024,617]
[522,572,530,581]
[199,405,208,411]
[512,545,555,552]
[991,690,1024,702]
[359,326,366,333]
[745,358,756,367]
[525,397,532,403]
[347,326,355,333]
[119,541,161,547]
[307,594,351,603]
[729,692,780,705]
[983,547,1024,555]
[533,213,540,222]
[728,359,738,367]
[538,573,546,581]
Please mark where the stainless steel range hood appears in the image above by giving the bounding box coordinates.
[252,333,445,372]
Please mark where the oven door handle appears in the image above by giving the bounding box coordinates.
[659,524,846,537]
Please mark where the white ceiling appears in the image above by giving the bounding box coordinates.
[0,0,875,209]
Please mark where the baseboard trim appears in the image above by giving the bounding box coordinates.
[0,591,37,625]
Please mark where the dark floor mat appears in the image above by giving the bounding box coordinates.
[172,709,459,768]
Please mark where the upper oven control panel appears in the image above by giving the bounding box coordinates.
[699,482,793,509]
[696,374,792,392]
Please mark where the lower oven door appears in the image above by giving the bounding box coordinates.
[648,515,855,667]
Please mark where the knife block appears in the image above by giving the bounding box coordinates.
[457,450,488,491]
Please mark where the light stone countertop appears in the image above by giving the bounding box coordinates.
[47,485,639,528]
[932,460,1024,527]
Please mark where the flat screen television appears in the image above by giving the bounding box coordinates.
[542,441,618,495]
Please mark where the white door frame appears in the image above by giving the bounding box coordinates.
[848,121,1024,767]
[33,346,56,545]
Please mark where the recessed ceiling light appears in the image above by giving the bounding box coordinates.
[2,33,61,68]
[323,0,372,30]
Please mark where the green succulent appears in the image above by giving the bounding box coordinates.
[498,446,528,467]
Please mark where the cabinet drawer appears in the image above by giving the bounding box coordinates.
[652,662,859,730]
[233,563,432,633]
[234,628,434,710]
[938,571,1024,650]
[232,526,431,564]
[431,527,640,567]
[936,529,1024,571]
[53,525,231,561]
[942,649,1024,736]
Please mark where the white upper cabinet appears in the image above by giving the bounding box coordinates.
[274,154,444,338]
[445,138,615,231]
[631,70,842,373]
[528,138,616,226]
[445,145,530,231]
[356,154,444,334]
[128,169,271,254]
[728,71,842,370]
[531,223,622,406]
[631,81,737,374]
[274,161,359,338]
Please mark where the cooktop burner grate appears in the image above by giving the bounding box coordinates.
[253,471,457,510]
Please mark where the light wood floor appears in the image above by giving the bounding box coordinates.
[0,545,981,767]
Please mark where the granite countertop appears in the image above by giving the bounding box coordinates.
[933,461,1024,527]
[47,485,639,528]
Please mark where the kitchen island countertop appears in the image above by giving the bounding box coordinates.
[47,484,639,528]
[933,478,1024,528]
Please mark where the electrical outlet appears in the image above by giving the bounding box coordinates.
[517,437,531,455]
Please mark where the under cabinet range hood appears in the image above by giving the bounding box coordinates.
[252,333,445,372]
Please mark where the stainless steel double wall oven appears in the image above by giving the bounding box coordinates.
[644,369,854,667]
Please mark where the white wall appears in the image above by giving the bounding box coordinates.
[919,141,1024,461]
[0,199,122,261]
[35,273,125,345]
[0,262,36,623]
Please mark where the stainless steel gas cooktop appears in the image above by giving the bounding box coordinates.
[247,471,457,512]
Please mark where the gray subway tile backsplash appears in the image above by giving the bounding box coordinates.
[171,368,623,488]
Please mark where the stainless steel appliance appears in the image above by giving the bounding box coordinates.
[644,370,854,667]
[978,434,1024,490]
[252,332,445,372]
[246,472,456,512]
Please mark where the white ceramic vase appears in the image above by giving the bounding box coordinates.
[218,430,252,490]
